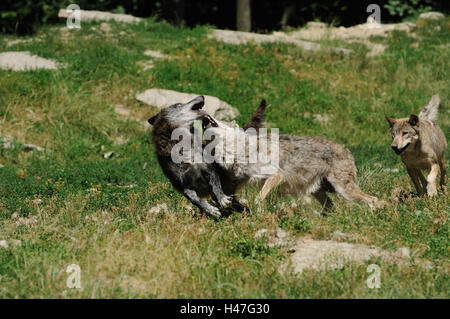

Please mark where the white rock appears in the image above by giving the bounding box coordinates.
[113,136,128,145]
[306,21,327,29]
[136,88,240,120]
[396,247,410,259]
[114,184,136,189]
[11,239,22,247]
[290,237,410,273]
[23,143,46,152]
[114,104,131,117]
[284,21,415,57]
[100,22,112,33]
[419,12,445,20]
[383,168,399,173]
[58,9,141,23]
[333,230,347,239]
[0,240,8,249]
[208,29,352,55]
[185,205,195,214]
[268,228,291,248]
[138,60,154,71]
[103,151,114,159]
[254,228,268,239]
[148,203,168,214]
[0,51,62,71]
[313,114,329,123]
[312,210,322,216]
[276,227,288,239]
[15,216,37,227]
[144,50,170,59]
[6,38,42,47]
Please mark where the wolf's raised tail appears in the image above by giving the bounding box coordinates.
[243,99,266,130]
[419,94,440,122]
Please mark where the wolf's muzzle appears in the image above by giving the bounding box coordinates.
[392,143,410,155]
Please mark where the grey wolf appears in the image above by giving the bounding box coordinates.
[148,96,266,217]
[386,94,447,196]
[256,135,385,211]
[204,106,385,212]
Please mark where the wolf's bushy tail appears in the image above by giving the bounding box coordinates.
[243,99,267,130]
[419,94,440,122]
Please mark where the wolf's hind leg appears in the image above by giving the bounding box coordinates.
[183,189,221,218]
[258,171,284,201]
[327,174,384,209]
[312,191,333,211]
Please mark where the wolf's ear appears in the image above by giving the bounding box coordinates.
[187,96,205,110]
[409,114,419,127]
[385,116,397,127]
[147,113,160,125]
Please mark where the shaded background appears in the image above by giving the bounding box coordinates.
[1,0,449,35]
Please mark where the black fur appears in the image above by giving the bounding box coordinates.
[148,97,266,218]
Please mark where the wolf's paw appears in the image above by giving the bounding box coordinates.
[426,190,437,197]
[218,195,232,208]
[207,206,222,218]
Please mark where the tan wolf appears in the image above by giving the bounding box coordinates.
[386,94,447,196]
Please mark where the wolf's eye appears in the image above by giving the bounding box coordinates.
[402,131,408,136]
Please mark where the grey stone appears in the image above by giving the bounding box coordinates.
[58,9,141,23]
[209,29,353,55]
[0,51,63,71]
[136,88,240,120]
[418,12,445,20]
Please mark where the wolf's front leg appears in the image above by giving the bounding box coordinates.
[207,171,232,208]
[183,189,221,218]
[407,167,425,195]
[426,164,440,196]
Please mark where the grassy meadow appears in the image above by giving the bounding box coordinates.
[0,17,448,298]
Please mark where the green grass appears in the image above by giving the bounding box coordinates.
[0,17,448,298]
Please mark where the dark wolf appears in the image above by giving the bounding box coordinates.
[148,96,266,217]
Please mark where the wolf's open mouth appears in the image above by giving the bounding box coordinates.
[394,143,410,154]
